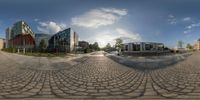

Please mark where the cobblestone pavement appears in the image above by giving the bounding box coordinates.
[0,51,200,99]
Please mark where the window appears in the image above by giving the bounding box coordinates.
[132,43,140,51]
[145,44,151,50]
[125,45,128,51]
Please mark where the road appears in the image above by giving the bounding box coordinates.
[0,51,200,99]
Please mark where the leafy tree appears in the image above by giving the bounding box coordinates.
[115,38,123,52]
[39,39,47,52]
[186,43,192,49]
[105,43,111,49]
[89,44,93,49]
[103,43,112,52]
[92,42,100,51]
[177,40,184,48]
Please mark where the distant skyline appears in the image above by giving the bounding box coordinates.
[0,0,200,48]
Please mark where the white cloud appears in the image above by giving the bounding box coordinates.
[116,28,141,42]
[186,25,192,29]
[168,14,177,24]
[37,21,67,34]
[183,30,191,34]
[168,14,174,18]
[101,8,127,16]
[182,17,191,21]
[34,18,39,22]
[186,22,200,29]
[183,21,200,34]
[71,8,127,28]
[89,28,141,47]
[184,21,200,35]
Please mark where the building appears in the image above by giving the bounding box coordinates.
[5,27,12,48]
[9,34,35,49]
[48,28,78,52]
[123,42,164,52]
[5,21,35,52]
[78,41,89,49]
[0,38,6,50]
[192,39,200,50]
[6,21,35,41]
[123,42,165,56]
[35,33,51,50]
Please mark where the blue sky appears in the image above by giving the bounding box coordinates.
[0,0,200,48]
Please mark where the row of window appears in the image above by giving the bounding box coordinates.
[124,43,164,51]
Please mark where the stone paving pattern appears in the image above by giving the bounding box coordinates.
[0,51,200,99]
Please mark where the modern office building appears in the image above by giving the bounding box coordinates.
[6,21,35,40]
[35,33,51,49]
[6,21,35,51]
[9,34,35,49]
[48,28,78,52]
[5,27,12,48]
[123,42,164,52]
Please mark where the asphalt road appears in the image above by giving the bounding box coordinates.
[0,51,200,99]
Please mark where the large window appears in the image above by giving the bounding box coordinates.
[125,45,128,51]
[157,44,164,50]
[132,44,140,51]
[145,44,151,50]
[145,44,154,51]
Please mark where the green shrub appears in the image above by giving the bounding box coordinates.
[2,48,17,53]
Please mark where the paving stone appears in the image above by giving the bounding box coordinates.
[86,89,98,93]
[0,51,199,99]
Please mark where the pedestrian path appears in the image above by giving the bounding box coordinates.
[0,51,199,99]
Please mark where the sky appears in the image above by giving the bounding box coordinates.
[0,0,200,48]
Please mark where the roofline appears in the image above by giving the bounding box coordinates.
[124,42,164,44]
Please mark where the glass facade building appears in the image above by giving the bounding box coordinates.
[5,21,35,49]
[48,28,78,52]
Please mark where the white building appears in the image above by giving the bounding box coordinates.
[123,42,164,52]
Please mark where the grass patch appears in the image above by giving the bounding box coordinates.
[19,52,69,57]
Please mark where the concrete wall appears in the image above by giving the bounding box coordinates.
[0,39,5,50]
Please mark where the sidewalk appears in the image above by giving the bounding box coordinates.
[106,52,193,70]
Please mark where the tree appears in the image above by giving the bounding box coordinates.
[177,40,184,48]
[115,38,123,49]
[39,39,47,52]
[92,42,100,51]
[106,43,111,49]
[89,44,93,49]
[186,43,192,50]
[103,43,112,52]
[115,38,123,54]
